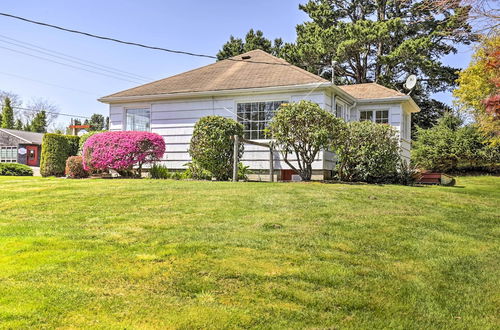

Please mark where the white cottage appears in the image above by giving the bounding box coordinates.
[99,50,419,180]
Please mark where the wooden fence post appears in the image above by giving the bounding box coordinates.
[269,146,274,182]
[232,135,239,182]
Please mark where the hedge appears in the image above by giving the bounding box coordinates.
[78,130,105,154]
[65,156,88,178]
[40,134,80,177]
[0,163,33,176]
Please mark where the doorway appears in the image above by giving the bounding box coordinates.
[26,145,38,166]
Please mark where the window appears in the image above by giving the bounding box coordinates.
[0,146,17,163]
[360,110,388,124]
[360,111,373,122]
[375,110,389,124]
[336,104,343,118]
[126,108,150,131]
[237,101,286,139]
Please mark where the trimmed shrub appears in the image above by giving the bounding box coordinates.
[183,161,212,180]
[65,156,88,178]
[78,130,105,154]
[267,101,346,181]
[40,134,80,177]
[189,116,244,181]
[0,163,33,176]
[149,163,170,179]
[334,121,401,183]
[83,131,165,177]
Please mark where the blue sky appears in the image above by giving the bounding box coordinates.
[0,0,474,129]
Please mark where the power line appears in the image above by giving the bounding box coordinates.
[13,106,90,119]
[0,33,152,81]
[0,12,293,67]
[0,71,98,95]
[0,44,145,84]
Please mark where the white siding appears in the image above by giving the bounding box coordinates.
[108,91,330,171]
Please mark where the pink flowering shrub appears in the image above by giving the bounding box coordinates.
[82,131,165,177]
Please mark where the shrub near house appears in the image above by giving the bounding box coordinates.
[83,131,165,177]
[40,134,79,177]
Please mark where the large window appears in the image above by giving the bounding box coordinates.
[126,108,150,131]
[237,101,286,139]
[0,146,17,163]
[360,110,389,124]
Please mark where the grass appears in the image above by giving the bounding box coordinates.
[0,176,498,329]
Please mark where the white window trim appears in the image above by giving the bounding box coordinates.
[123,105,152,132]
[0,146,18,163]
[235,99,289,140]
[359,109,390,124]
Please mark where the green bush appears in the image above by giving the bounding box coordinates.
[183,161,212,180]
[334,121,401,183]
[267,100,345,181]
[149,163,170,179]
[40,134,80,177]
[65,156,88,179]
[78,131,105,154]
[189,116,244,181]
[412,114,500,172]
[237,163,251,181]
[0,163,33,176]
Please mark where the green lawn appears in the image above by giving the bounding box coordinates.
[0,176,498,329]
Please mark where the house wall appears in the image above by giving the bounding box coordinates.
[109,90,332,173]
[108,90,412,177]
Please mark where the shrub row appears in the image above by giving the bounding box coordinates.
[40,134,79,177]
[0,163,33,176]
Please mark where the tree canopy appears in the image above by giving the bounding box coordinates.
[216,29,284,60]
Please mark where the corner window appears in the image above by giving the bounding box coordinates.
[126,108,150,131]
[360,110,389,124]
[237,101,286,139]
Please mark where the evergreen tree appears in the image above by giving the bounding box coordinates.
[30,111,47,133]
[14,119,23,131]
[217,29,284,60]
[89,113,105,131]
[1,97,15,129]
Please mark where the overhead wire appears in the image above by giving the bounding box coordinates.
[0,33,152,81]
[0,12,295,67]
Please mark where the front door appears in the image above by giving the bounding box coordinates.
[26,145,38,166]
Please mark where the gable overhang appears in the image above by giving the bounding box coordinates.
[356,96,420,113]
[99,82,357,105]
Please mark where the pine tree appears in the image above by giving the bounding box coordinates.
[217,29,284,60]
[30,111,47,133]
[14,119,23,130]
[1,97,15,129]
[89,113,105,131]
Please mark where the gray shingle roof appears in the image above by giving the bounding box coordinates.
[0,128,44,144]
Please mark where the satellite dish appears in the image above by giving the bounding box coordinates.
[404,75,417,90]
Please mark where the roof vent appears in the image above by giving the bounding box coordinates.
[241,55,251,60]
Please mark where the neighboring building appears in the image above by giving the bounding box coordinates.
[99,50,420,180]
[0,129,43,166]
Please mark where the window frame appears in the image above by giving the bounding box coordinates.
[359,109,390,124]
[235,99,288,140]
[123,106,152,132]
[0,146,18,163]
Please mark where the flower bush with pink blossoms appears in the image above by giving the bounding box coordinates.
[82,131,165,177]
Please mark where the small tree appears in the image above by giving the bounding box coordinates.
[82,131,165,177]
[30,111,47,133]
[334,121,402,183]
[14,119,23,131]
[89,114,106,131]
[1,97,14,129]
[189,116,244,181]
[267,100,345,181]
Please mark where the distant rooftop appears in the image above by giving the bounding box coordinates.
[338,83,407,99]
[0,128,44,144]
